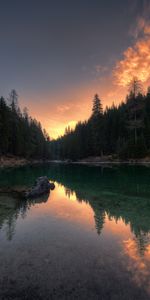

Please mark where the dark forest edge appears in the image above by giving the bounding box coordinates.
[50,78,150,162]
[1,78,150,166]
[0,89,51,163]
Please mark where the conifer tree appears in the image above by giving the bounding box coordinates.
[91,94,103,118]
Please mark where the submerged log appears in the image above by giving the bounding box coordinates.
[0,177,55,199]
[25,176,55,199]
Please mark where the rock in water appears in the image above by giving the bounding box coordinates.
[49,182,55,190]
[25,176,55,199]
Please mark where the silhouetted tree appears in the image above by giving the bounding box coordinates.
[91,94,103,117]
[128,77,142,98]
[0,90,51,158]
[50,82,150,160]
[90,94,104,156]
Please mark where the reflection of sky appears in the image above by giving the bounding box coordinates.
[123,237,150,295]
[52,183,150,296]
[1,1,150,137]
[0,182,150,297]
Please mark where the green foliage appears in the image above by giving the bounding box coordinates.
[0,90,50,159]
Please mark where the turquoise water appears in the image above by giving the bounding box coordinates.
[0,164,150,299]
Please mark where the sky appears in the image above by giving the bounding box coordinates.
[1,0,150,138]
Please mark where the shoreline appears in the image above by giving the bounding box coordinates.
[53,160,150,166]
[0,156,51,169]
[1,156,150,169]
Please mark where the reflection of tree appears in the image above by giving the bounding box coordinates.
[134,232,150,256]
[94,208,105,235]
[0,192,49,241]
[18,192,50,219]
[92,197,150,254]
[48,164,150,254]
[6,215,16,241]
[65,188,74,199]
[0,195,19,240]
[1,163,150,254]
[63,185,106,234]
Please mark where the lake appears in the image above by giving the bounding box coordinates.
[0,163,150,299]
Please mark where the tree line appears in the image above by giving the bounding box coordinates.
[0,90,50,159]
[50,78,150,160]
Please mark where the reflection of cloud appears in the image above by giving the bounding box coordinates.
[123,237,150,295]
[114,18,150,86]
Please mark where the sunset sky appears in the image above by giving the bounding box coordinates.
[1,0,150,138]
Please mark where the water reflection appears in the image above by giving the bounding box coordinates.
[123,237,150,296]
[1,164,150,298]
[0,192,50,240]
[61,184,150,257]
[0,164,150,249]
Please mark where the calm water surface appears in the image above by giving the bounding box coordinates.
[0,164,150,299]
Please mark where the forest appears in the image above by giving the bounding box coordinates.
[0,90,50,159]
[50,78,150,160]
[1,78,150,161]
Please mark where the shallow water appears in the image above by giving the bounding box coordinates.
[0,164,150,299]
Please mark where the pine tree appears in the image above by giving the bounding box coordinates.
[91,94,103,118]
[90,94,104,156]
[128,77,142,98]
[9,89,18,112]
[0,91,51,158]
[127,80,144,145]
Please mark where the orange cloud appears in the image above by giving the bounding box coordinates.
[114,18,150,87]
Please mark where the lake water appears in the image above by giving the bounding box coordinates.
[0,163,150,299]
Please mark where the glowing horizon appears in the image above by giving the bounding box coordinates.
[2,1,150,139]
